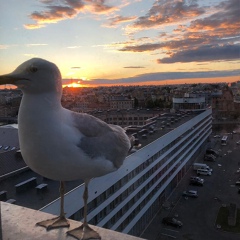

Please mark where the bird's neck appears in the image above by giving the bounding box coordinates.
[19,92,62,122]
[22,92,61,109]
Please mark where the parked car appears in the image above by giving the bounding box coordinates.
[235,181,240,186]
[162,217,183,227]
[191,176,204,182]
[204,154,216,162]
[206,148,219,157]
[197,168,212,176]
[182,190,198,198]
[190,176,204,186]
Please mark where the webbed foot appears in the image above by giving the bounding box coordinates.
[36,216,70,230]
[67,224,101,240]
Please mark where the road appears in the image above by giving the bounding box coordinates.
[142,132,240,240]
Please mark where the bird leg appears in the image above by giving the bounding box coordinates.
[36,181,70,230]
[67,180,101,240]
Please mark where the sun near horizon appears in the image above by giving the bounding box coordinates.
[61,75,239,88]
[0,75,239,91]
[64,82,83,88]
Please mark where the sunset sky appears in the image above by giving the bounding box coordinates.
[0,0,239,87]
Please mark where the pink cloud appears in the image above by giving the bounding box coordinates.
[103,15,137,28]
[25,0,117,29]
[127,0,205,31]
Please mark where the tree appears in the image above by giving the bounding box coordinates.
[134,97,139,108]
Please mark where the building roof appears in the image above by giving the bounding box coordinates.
[0,149,26,177]
[0,125,19,152]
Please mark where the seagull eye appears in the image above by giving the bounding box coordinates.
[29,66,38,73]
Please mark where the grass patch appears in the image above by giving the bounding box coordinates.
[215,206,240,233]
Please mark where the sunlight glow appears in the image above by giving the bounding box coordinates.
[66,82,82,88]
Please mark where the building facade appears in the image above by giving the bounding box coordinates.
[172,93,207,111]
[211,87,235,118]
[109,96,134,110]
[41,109,212,237]
[90,109,158,127]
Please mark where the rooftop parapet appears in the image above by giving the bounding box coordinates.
[1,201,145,240]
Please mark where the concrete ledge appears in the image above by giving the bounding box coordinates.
[1,202,145,240]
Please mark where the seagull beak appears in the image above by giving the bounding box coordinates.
[0,72,22,86]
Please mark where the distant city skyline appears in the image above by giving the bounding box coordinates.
[0,0,239,87]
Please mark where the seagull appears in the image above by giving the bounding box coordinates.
[0,58,131,240]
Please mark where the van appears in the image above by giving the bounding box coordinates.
[197,169,212,176]
[193,163,212,172]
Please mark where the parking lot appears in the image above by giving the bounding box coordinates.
[142,131,240,240]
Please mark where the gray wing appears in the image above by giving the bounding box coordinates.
[72,112,131,168]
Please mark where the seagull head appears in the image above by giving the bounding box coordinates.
[0,58,62,95]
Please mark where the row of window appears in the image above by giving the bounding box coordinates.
[108,122,144,126]
[174,103,206,109]
[111,101,133,104]
[106,116,149,121]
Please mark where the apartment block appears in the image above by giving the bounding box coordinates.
[109,96,134,110]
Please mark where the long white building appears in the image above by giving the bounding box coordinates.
[41,108,212,237]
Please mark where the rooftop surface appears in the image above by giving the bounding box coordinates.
[0,125,19,153]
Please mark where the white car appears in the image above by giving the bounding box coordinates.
[197,169,212,176]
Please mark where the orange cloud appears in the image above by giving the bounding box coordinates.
[0,45,10,50]
[117,0,240,65]
[85,1,117,14]
[30,6,78,24]
[103,15,137,28]
[126,0,205,32]
[24,23,46,29]
[25,0,118,29]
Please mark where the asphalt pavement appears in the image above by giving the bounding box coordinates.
[141,132,240,240]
